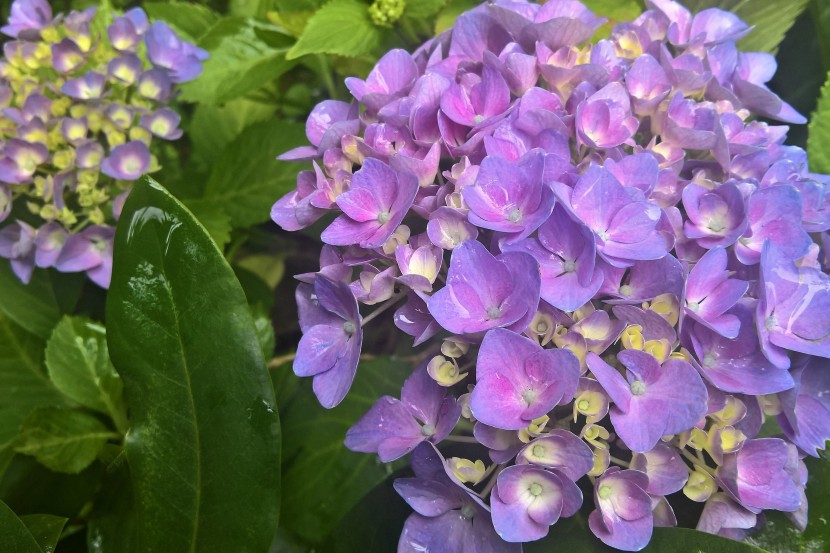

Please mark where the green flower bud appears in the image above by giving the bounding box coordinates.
[369,0,406,27]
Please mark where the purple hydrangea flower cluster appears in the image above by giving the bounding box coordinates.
[272,0,830,550]
[0,0,206,287]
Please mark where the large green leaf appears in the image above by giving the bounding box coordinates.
[144,2,220,41]
[276,357,410,545]
[200,120,306,229]
[19,514,67,552]
[0,315,64,455]
[14,407,116,474]
[179,17,296,104]
[684,0,809,54]
[808,72,830,174]
[44,316,127,432]
[106,177,281,552]
[286,0,382,59]
[0,500,41,553]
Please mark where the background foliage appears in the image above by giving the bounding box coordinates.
[0,0,829,551]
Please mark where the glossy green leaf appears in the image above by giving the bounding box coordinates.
[0,500,42,553]
[0,265,65,339]
[286,0,382,59]
[179,18,296,104]
[251,306,276,359]
[808,72,830,174]
[276,357,410,545]
[106,177,281,552]
[201,120,306,228]
[684,0,809,54]
[19,514,67,553]
[144,2,220,41]
[44,317,127,432]
[14,407,116,474]
[0,314,64,455]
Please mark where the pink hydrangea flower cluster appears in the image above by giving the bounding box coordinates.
[272,0,830,550]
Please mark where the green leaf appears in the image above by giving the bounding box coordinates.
[286,0,382,59]
[684,0,809,54]
[582,0,643,39]
[251,305,276,359]
[277,357,410,545]
[435,0,479,34]
[44,316,127,432]
[144,2,220,41]
[179,18,296,104]
[189,98,277,170]
[0,314,64,454]
[0,265,67,339]
[404,0,447,19]
[201,120,306,229]
[19,514,67,553]
[0,500,42,553]
[106,177,281,552]
[181,199,233,249]
[808,72,830,174]
[14,407,116,474]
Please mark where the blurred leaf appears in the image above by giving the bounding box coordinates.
[0,500,41,553]
[234,265,276,311]
[106,177,281,552]
[815,0,830,70]
[322,469,412,552]
[685,0,809,54]
[19,514,67,553]
[524,517,771,552]
[287,0,381,59]
[144,2,220,41]
[808,71,830,173]
[277,357,410,545]
[45,317,126,431]
[0,314,64,455]
[182,199,233,249]
[0,265,76,339]
[236,253,285,289]
[86,461,135,553]
[14,407,116,474]
[231,0,275,18]
[251,305,276,359]
[435,0,479,34]
[189,98,277,169]
[583,0,643,39]
[201,121,306,229]
[404,0,447,19]
[179,18,296,104]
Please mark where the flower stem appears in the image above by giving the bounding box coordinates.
[609,455,630,468]
[360,292,406,326]
[479,465,505,498]
[445,435,479,444]
[680,448,716,476]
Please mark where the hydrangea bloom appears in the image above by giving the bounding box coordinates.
[272,0,829,549]
[0,0,205,287]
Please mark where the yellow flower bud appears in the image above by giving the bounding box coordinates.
[684,465,716,502]
[621,325,645,350]
[588,447,610,477]
[426,355,467,387]
[448,457,486,485]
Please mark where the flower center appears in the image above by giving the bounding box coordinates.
[507,208,522,223]
[578,399,590,410]
[687,301,700,313]
[522,389,537,406]
[460,504,476,520]
[536,321,548,333]
[619,284,633,297]
[707,216,726,233]
[377,210,391,224]
[486,305,502,319]
[598,485,612,499]
[702,353,717,368]
[597,230,609,241]
[421,424,435,437]
[765,315,776,330]
[343,321,356,335]
[630,380,646,396]
[473,115,485,125]
[532,445,546,457]
[529,482,543,497]
[563,260,576,273]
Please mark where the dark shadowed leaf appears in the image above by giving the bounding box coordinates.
[808,72,830,174]
[0,265,81,339]
[19,514,67,553]
[0,500,41,553]
[276,357,411,545]
[144,2,220,41]
[105,177,281,552]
